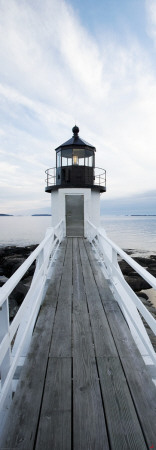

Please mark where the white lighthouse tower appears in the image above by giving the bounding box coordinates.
[45,125,106,237]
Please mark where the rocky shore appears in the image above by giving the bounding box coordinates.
[0,245,37,320]
[0,245,156,324]
[118,250,156,351]
[119,251,156,294]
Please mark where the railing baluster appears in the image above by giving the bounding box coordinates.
[86,219,156,366]
[0,220,65,421]
[0,298,12,429]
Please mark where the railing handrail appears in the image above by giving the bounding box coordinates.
[0,219,65,425]
[0,228,53,308]
[86,219,156,367]
[90,221,156,289]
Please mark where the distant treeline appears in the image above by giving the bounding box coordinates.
[0,214,51,217]
[130,214,156,217]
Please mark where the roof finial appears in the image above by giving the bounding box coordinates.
[72,125,79,137]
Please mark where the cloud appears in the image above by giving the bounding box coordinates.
[101,189,156,215]
[146,0,156,44]
[0,0,156,213]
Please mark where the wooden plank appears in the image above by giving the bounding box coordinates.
[72,238,88,312]
[97,356,147,449]
[73,238,94,359]
[79,239,117,357]
[84,240,119,311]
[56,238,73,308]
[49,308,72,357]
[73,356,109,450]
[35,357,71,450]
[49,239,73,357]
[107,309,156,446]
[0,305,56,449]
[73,309,95,359]
[44,239,67,307]
[84,239,156,446]
[73,238,109,448]
[0,240,67,449]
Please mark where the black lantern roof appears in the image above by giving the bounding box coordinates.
[55,125,96,151]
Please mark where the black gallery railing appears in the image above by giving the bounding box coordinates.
[45,167,106,189]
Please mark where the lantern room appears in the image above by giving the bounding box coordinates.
[45,125,106,193]
[55,125,95,188]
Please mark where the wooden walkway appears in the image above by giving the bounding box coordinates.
[0,238,156,449]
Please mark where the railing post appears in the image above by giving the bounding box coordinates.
[0,299,11,386]
[0,298,12,429]
[112,248,118,279]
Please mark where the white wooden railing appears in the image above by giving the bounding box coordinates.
[86,220,156,368]
[1,218,156,427]
[0,220,65,427]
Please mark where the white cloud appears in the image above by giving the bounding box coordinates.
[0,0,156,213]
[0,162,19,173]
[146,0,156,44]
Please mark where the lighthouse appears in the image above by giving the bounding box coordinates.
[45,125,106,237]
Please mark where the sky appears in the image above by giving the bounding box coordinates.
[0,0,156,215]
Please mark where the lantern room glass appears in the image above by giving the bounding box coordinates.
[62,148,72,166]
[56,148,94,168]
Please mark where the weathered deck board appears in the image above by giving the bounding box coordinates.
[35,357,71,450]
[49,238,73,357]
[72,238,109,449]
[73,238,94,358]
[79,239,118,357]
[0,237,156,449]
[84,238,156,447]
[73,356,109,450]
[0,239,68,449]
[80,239,151,449]
[97,356,147,450]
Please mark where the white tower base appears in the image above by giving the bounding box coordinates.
[51,188,100,237]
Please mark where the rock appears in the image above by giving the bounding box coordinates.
[0,275,8,287]
[119,260,132,275]
[133,257,149,266]
[2,256,26,277]
[119,254,156,293]
[0,245,37,320]
[137,291,149,300]
[23,276,33,288]
[147,267,156,277]
[10,281,29,306]
[124,275,151,292]
[1,246,37,278]
[9,297,19,321]
[22,262,35,279]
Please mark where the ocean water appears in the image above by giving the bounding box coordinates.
[0,215,156,252]
[0,216,52,247]
[100,216,156,252]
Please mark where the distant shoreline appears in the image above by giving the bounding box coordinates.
[130,214,156,217]
[0,213,155,217]
[0,214,51,217]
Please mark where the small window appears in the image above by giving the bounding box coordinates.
[62,148,72,166]
[57,151,61,168]
[89,155,93,167]
[84,150,94,167]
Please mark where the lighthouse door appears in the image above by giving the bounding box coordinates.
[65,195,84,237]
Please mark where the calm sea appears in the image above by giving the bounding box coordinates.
[0,215,156,252]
